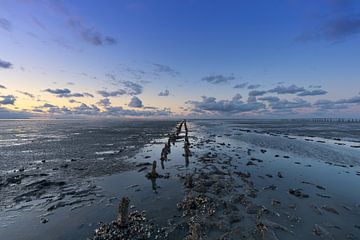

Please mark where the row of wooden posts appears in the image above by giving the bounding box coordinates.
[117,120,190,227]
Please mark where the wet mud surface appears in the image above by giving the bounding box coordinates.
[1,119,360,239]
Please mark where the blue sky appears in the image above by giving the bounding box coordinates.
[0,0,359,118]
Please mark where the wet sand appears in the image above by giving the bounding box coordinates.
[1,120,360,239]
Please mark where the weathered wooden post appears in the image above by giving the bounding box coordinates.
[117,197,130,227]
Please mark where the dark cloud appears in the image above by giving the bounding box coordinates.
[247,84,261,90]
[202,75,235,84]
[83,92,94,98]
[187,95,265,115]
[128,96,143,108]
[248,90,267,97]
[269,98,311,110]
[69,99,80,104]
[258,96,280,102]
[67,19,117,46]
[72,103,100,115]
[297,15,360,42]
[0,95,16,105]
[297,89,328,96]
[314,95,360,111]
[97,89,126,97]
[158,89,170,96]
[0,18,11,31]
[0,84,6,89]
[268,85,305,94]
[0,59,13,69]
[44,88,93,98]
[233,83,248,89]
[97,98,111,107]
[17,91,35,98]
[44,88,71,95]
[43,103,56,108]
[153,64,179,77]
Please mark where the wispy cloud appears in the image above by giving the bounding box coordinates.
[247,84,261,90]
[44,88,94,98]
[153,63,179,77]
[0,18,11,31]
[234,83,248,89]
[268,84,305,94]
[17,91,35,98]
[297,15,360,42]
[202,74,235,84]
[67,19,117,46]
[97,89,126,97]
[297,89,328,96]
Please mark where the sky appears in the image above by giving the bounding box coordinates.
[0,0,359,119]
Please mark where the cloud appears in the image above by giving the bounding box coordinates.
[0,95,16,105]
[67,19,117,46]
[44,88,71,95]
[297,89,328,96]
[128,96,143,108]
[268,84,305,94]
[105,73,116,81]
[0,59,13,69]
[17,91,35,98]
[153,63,179,77]
[248,90,267,97]
[158,89,170,96]
[202,74,235,84]
[104,106,171,117]
[44,88,94,98]
[297,15,360,42]
[121,81,143,95]
[97,98,111,107]
[0,84,6,89]
[269,98,311,110]
[43,103,56,108]
[97,89,126,97]
[0,18,11,31]
[247,84,261,89]
[258,96,280,102]
[0,107,32,119]
[314,95,360,111]
[187,95,265,115]
[234,83,248,89]
[32,16,47,31]
[69,99,79,103]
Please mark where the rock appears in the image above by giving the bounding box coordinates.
[312,224,335,240]
[246,161,256,166]
[288,189,309,198]
[322,205,339,215]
